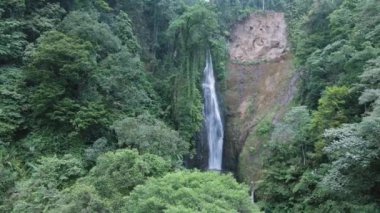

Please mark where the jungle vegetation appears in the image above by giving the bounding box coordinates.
[0,0,379,212]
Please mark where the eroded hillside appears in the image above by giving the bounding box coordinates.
[223,12,298,183]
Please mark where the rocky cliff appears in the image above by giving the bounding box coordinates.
[223,12,298,183]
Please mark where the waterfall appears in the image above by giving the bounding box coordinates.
[202,51,224,171]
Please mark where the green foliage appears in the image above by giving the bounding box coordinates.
[126,171,260,213]
[358,56,380,104]
[310,86,356,159]
[258,102,380,211]
[59,11,121,59]
[259,87,378,211]
[318,110,380,209]
[26,30,94,102]
[0,145,20,210]
[50,183,110,213]
[316,56,380,207]
[84,137,113,166]
[0,0,26,18]
[84,149,170,197]
[55,149,171,211]
[311,86,351,133]
[258,107,313,211]
[259,0,380,209]
[24,30,116,138]
[256,120,273,136]
[271,106,311,145]
[71,102,109,133]
[21,129,84,158]
[0,1,66,64]
[168,3,219,51]
[24,3,66,40]
[268,106,312,165]
[7,1,368,212]
[0,20,27,63]
[112,113,189,165]
[97,48,159,116]
[10,155,85,212]
[4,148,171,212]
[165,3,223,140]
[72,0,111,12]
[0,165,16,210]
[293,0,380,108]
[0,67,25,141]
[112,11,140,54]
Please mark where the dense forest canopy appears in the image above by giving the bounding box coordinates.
[0,0,259,212]
[256,0,380,212]
[0,0,379,212]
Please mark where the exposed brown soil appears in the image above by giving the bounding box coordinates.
[223,12,298,183]
[229,12,288,62]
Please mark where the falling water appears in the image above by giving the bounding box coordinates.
[202,51,224,171]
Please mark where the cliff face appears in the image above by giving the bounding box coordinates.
[229,12,288,62]
[223,12,298,183]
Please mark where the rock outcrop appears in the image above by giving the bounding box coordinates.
[229,12,288,62]
[223,12,298,183]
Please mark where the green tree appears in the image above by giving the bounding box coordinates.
[24,3,66,40]
[166,3,221,140]
[59,11,121,60]
[10,155,85,213]
[25,30,99,133]
[0,67,25,142]
[112,113,189,165]
[0,145,22,212]
[0,20,27,63]
[0,0,26,19]
[84,137,113,167]
[258,107,313,211]
[294,0,380,108]
[21,129,85,158]
[49,183,110,213]
[270,106,312,166]
[311,86,351,132]
[58,149,171,211]
[317,59,380,209]
[111,11,140,54]
[310,86,357,158]
[126,171,260,213]
[96,48,159,116]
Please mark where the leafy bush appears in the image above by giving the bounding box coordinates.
[126,171,260,213]
[0,67,25,141]
[112,113,189,165]
[52,149,171,212]
[10,155,85,212]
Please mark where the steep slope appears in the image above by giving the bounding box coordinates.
[223,12,298,183]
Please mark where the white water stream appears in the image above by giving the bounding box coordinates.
[202,51,224,171]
